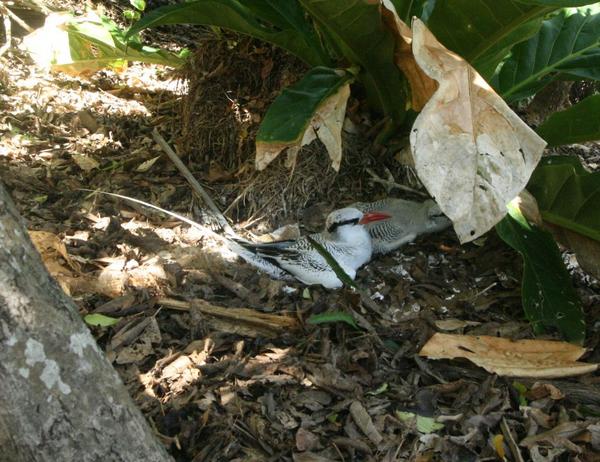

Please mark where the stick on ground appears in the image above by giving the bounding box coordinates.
[152,128,236,236]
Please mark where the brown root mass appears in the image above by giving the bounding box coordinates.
[177,34,391,225]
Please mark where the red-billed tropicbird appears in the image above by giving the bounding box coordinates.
[230,208,391,288]
[83,191,391,289]
[351,198,451,255]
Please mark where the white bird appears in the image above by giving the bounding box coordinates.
[351,198,451,255]
[230,208,391,288]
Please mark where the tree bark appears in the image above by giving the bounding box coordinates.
[0,182,172,462]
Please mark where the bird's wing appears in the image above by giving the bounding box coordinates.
[250,239,311,266]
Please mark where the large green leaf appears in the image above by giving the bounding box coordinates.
[127,0,330,66]
[299,0,407,129]
[255,67,352,170]
[257,67,349,143]
[494,6,600,102]
[425,0,554,78]
[496,202,585,343]
[389,0,436,23]
[23,11,184,73]
[528,156,600,242]
[536,95,600,146]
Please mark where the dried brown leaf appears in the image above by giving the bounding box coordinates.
[349,400,383,445]
[419,333,597,378]
[296,427,320,452]
[516,190,543,227]
[381,1,437,111]
[409,19,546,243]
[545,222,600,280]
[255,83,349,172]
[520,421,591,448]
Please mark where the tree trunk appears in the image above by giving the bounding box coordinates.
[0,183,172,462]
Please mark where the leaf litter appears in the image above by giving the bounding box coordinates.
[1,3,600,461]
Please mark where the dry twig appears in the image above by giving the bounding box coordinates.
[366,168,428,197]
[152,128,236,236]
[0,6,12,58]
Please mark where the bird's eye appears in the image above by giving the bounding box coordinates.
[328,218,359,233]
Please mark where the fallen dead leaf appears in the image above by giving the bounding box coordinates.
[546,222,600,280]
[419,333,597,378]
[520,421,591,449]
[528,382,565,401]
[72,153,100,172]
[254,223,302,243]
[434,318,480,331]
[29,230,79,272]
[349,400,383,445]
[136,155,161,173]
[296,427,320,452]
[29,229,87,294]
[409,19,546,243]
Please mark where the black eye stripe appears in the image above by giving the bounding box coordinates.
[327,218,359,233]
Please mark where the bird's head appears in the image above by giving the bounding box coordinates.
[326,207,391,235]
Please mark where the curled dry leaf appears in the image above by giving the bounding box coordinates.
[256,83,350,172]
[514,190,543,227]
[380,0,437,111]
[29,230,80,273]
[546,221,600,280]
[419,333,597,378]
[409,19,546,243]
[28,229,91,295]
[520,421,592,449]
[72,153,100,172]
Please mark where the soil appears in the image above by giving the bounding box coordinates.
[1,2,600,461]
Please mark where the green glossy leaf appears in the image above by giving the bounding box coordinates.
[130,0,146,11]
[528,156,600,242]
[389,0,436,22]
[127,0,330,66]
[494,6,600,102]
[256,67,350,145]
[305,234,358,289]
[536,95,600,146]
[557,50,600,80]
[84,313,120,327]
[426,0,553,78]
[123,9,141,21]
[23,12,184,74]
[307,311,359,329]
[495,203,585,343]
[300,0,407,127]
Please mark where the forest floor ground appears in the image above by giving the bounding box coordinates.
[1,2,600,461]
